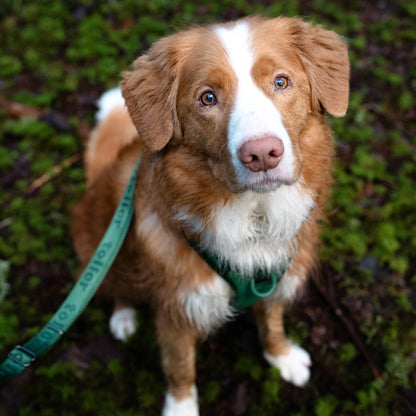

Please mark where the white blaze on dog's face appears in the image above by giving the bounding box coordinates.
[215,21,296,192]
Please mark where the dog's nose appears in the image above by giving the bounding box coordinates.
[238,136,284,172]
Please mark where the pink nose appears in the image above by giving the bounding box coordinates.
[238,136,284,172]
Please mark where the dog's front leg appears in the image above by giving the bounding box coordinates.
[253,301,311,387]
[156,313,199,416]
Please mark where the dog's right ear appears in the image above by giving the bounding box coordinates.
[121,37,181,152]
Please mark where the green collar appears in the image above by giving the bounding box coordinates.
[197,249,288,310]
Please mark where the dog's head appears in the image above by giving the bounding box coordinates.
[121,17,349,193]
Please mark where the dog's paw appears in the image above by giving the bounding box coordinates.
[264,344,311,387]
[163,386,199,416]
[109,307,137,341]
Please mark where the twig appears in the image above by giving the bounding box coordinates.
[26,153,82,194]
[313,269,381,379]
[0,98,43,119]
[0,97,91,141]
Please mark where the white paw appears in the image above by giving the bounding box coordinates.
[264,344,311,387]
[162,385,199,416]
[109,307,137,341]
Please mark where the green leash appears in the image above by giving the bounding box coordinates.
[0,156,287,384]
[0,160,141,384]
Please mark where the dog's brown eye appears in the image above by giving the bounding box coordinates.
[200,91,217,106]
[274,76,289,90]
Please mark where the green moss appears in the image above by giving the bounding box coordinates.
[0,0,415,415]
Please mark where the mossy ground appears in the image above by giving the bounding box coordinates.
[1,1,415,415]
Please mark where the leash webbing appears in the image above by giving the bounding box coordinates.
[0,160,141,384]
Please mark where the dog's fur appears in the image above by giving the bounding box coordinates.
[71,16,349,416]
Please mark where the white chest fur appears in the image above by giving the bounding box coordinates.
[176,182,315,276]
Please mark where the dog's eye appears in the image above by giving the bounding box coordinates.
[274,76,289,90]
[200,91,217,106]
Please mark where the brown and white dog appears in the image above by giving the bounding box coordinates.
[72,16,349,416]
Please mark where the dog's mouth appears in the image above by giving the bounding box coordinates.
[235,166,296,194]
[209,157,296,194]
[241,173,293,193]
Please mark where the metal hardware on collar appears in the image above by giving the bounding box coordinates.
[250,272,278,298]
[0,159,141,384]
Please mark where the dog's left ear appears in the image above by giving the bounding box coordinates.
[291,19,350,117]
[121,36,182,151]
